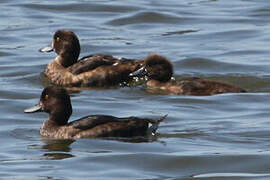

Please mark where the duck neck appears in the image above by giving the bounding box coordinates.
[48,107,72,126]
[55,53,78,67]
[42,118,60,130]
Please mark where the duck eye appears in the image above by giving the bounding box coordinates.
[45,95,49,100]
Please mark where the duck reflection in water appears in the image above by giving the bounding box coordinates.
[41,139,74,160]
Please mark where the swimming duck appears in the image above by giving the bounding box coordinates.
[40,30,143,87]
[130,54,247,96]
[24,86,166,139]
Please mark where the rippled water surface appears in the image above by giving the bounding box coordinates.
[1,0,270,179]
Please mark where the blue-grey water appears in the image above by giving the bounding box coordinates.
[1,0,270,179]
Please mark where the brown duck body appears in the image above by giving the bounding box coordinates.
[41,30,143,87]
[130,54,247,96]
[40,115,150,139]
[44,55,142,87]
[147,77,247,96]
[24,87,166,139]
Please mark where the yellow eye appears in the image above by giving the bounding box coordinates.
[45,95,49,100]
[56,37,60,42]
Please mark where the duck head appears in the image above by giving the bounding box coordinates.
[130,54,173,82]
[40,30,81,67]
[24,86,72,126]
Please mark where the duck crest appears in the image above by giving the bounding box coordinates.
[145,54,173,82]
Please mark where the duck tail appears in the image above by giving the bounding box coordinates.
[147,114,168,135]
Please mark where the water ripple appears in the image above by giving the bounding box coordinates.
[1,0,270,179]
[107,11,183,26]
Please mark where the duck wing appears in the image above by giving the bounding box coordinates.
[69,114,167,138]
[69,115,121,130]
[68,54,119,75]
[69,114,167,130]
[69,55,143,75]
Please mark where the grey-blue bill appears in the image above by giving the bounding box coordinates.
[24,104,42,113]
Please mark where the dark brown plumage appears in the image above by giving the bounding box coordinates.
[41,30,143,87]
[24,86,166,139]
[130,54,247,96]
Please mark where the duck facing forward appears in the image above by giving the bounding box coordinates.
[24,86,166,139]
[40,30,143,87]
[130,54,247,96]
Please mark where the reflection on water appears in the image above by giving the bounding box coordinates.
[2,0,270,179]
[41,139,74,152]
[42,153,74,160]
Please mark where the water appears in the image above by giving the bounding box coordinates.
[1,0,270,179]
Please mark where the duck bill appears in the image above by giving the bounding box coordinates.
[39,45,54,53]
[24,104,42,113]
[129,66,148,77]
